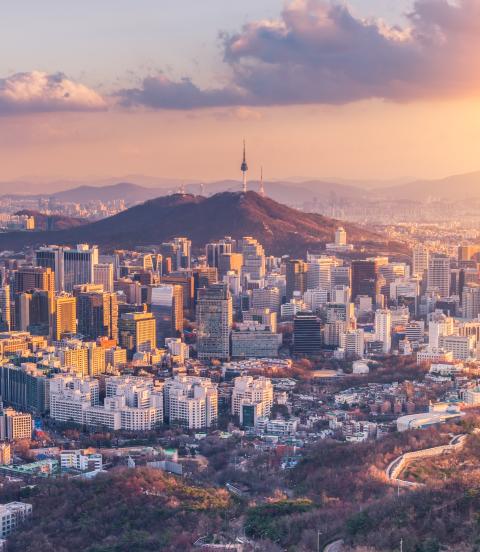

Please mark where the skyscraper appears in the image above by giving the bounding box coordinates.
[118,312,156,357]
[412,244,429,277]
[93,263,114,292]
[427,254,450,298]
[286,259,308,301]
[149,284,183,346]
[196,283,232,360]
[239,237,265,282]
[36,244,98,292]
[462,284,480,320]
[293,311,322,356]
[0,286,10,331]
[351,260,379,303]
[53,295,77,340]
[77,290,118,341]
[374,309,392,354]
[13,266,55,296]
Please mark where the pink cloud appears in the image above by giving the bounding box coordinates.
[0,71,107,114]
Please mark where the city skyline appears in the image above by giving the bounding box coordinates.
[3,0,480,182]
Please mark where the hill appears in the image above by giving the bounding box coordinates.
[0,191,407,256]
[381,170,480,201]
[15,210,87,231]
[51,182,164,203]
[6,467,231,552]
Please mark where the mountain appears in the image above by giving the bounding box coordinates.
[0,191,407,256]
[381,170,480,201]
[0,178,366,207]
[51,182,165,203]
[15,210,87,231]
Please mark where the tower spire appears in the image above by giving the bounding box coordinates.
[259,166,265,197]
[240,139,248,193]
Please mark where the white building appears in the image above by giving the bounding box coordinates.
[60,449,103,472]
[340,329,365,358]
[374,309,392,353]
[427,254,450,298]
[412,244,429,277]
[232,375,273,425]
[164,376,218,429]
[93,263,114,292]
[0,502,32,539]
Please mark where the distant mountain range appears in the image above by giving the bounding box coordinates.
[0,191,407,256]
[2,169,479,204]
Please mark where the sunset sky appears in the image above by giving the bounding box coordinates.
[3,0,480,183]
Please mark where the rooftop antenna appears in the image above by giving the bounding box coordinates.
[259,166,265,197]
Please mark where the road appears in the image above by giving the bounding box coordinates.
[324,539,344,552]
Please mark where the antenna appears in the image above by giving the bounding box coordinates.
[259,166,265,197]
[240,139,248,193]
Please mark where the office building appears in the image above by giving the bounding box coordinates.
[93,263,114,292]
[463,284,480,320]
[77,290,118,341]
[149,284,183,345]
[53,295,77,340]
[239,237,265,282]
[306,255,335,290]
[60,449,103,472]
[196,284,232,360]
[118,312,156,357]
[427,254,450,298]
[286,259,308,301]
[293,311,322,356]
[231,323,280,358]
[0,287,10,332]
[340,329,365,358]
[351,260,379,303]
[36,244,98,292]
[13,266,55,296]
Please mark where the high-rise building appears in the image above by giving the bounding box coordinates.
[13,266,55,296]
[0,286,10,331]
[0,502,32,539]
[293,311,322,356]
[374,309,392,354]
[231,375,273,426]
[331,266,351,290]
[427,254,450,298]
[206,239,233,268]
[164,375,218,429]
[53,295,77,340]
[239,237,265,282]
[149,284,183,346]
[118,312,156,357]
[36,244,99,292]
[351,260,379,303]
[0,363,50,415]
[340,329,365,358]
[306,255,335,291]
[463,284,480,320]
[412,244,429,277]
[196,283,232,360]
[0,407,32,441]
[286,259,308,301]
[93,263,114,292]
[77,290,118,341]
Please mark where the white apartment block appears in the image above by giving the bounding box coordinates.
[231,375,273,424]
[0,502,32,539]
[164,376,218,429]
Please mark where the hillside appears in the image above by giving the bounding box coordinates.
[6,467,231,552]
[15,210,87,231]
[0,191,407,256]
[51,182,163,204]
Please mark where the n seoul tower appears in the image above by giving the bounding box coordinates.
[240,140,248,193]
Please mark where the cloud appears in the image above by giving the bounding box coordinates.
[119,0,480,109]
[0,71,107,114]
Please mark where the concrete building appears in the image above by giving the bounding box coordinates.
[231,375,273,426]
[0,502,32,539]
[196,284,232,361]
[93,263,114,292]
[165,376,218,429]
[60,449,103,472]
[0,408,32,441]
[53,294,77,341]
[118,312,156,357]
[427,254,450,298]
[374,309,392,353]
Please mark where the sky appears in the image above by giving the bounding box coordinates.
[2,0,480,184]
